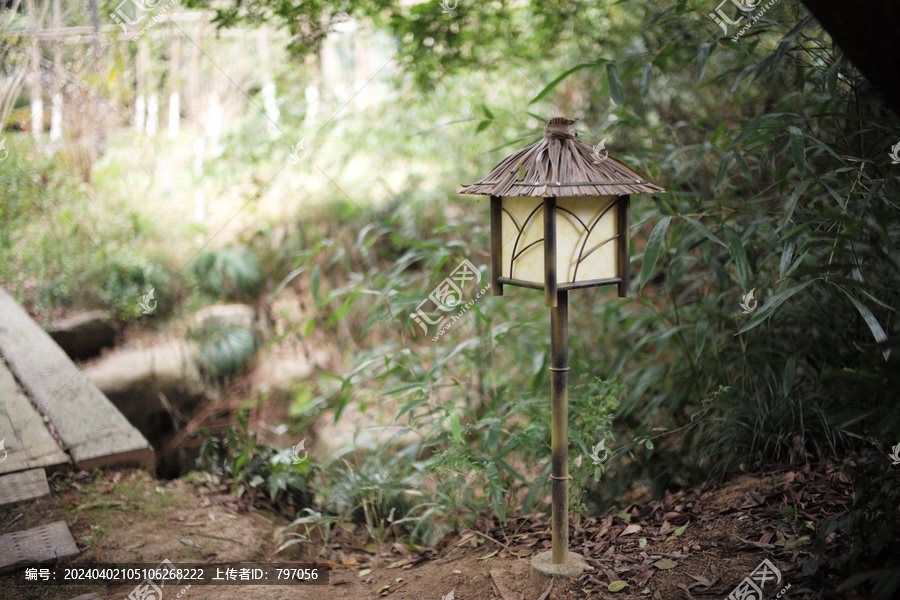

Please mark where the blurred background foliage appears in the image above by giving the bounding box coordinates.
[2,0,899,596]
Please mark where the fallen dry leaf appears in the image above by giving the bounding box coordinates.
[490,570,520,600]
[632,569,656,585]
[687,573,713,587]
[676,582,697,600]
[537,579,554,600]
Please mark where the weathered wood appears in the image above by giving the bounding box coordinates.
[0,359,70,475]
[0,468,51,506]
[0,521,80,574]
[67,594,103,600]
[458,117,664,198]
[0,287,155,475]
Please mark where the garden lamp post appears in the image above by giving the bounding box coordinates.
[459,117,664,578]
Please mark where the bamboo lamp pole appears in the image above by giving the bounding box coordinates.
[549,288,569,564]
[459,117,664,580]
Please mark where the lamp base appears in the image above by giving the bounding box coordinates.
[530,550,587,584]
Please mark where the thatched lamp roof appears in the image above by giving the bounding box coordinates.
[458,117,665,198]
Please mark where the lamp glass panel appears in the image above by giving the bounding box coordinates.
[499,196,545,285]
[556,196,619,283]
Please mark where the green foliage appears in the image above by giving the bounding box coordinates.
[0,142,178,317]
[806,453,900,600]
[569,378,621,484]
[189,324,256,378]
[79,524,106,561]
[96,255,171,318]
[322,453,432,545]
[190,246,263,302]
[181,0,629,90]
[512,2,900,489]
[278,508,340,553]
[196,413,316,516]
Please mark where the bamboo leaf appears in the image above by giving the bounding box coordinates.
[311,264,321,306]
[640,216,671,290]
[724,226,750,291]
[607,63,626,107]
[782,356,796,397]
[726,64,756,99]
[836,286,890,359]
[780,180,811,232]
[640,64,652,102]
[450,409,461,439]
[780,222,809,242]
[826,50,842,98]
[682,215,726,248]
[738,279,817,334]
[779,238,795,279]
[715,151,734,191]
[789,126,807,178]
[696,42,713,82]
[695,318,708,356]
[530,61,607,105]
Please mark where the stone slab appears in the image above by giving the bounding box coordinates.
[0,468,50,506]
[48,310,117,360]
[0,521,80,574]
[530,550,588,584]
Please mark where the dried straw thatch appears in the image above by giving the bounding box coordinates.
[458,117,665,198]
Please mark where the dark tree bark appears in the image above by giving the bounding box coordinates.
[802,1,900,116]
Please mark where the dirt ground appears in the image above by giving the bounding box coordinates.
[0,460,866,600]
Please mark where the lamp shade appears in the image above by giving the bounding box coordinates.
[459,117,664,307]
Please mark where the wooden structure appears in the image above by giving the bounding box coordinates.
[0,286,154,590]
[0,287,155,476]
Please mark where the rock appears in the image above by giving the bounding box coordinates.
[84,340,206,422]
[190,304,255,333]
[47,311,117,360]
[83,340,209,477]
[252,354,315,392]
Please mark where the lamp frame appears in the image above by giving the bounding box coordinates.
[489,194,631,307]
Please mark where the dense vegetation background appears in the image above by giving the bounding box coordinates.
[2,0,898,597]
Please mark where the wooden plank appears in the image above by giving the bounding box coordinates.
[0,359,71,475]
[0,288,155,475]
[67,594,103,600]
[0,521,80,574]
[0,468,50,507]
